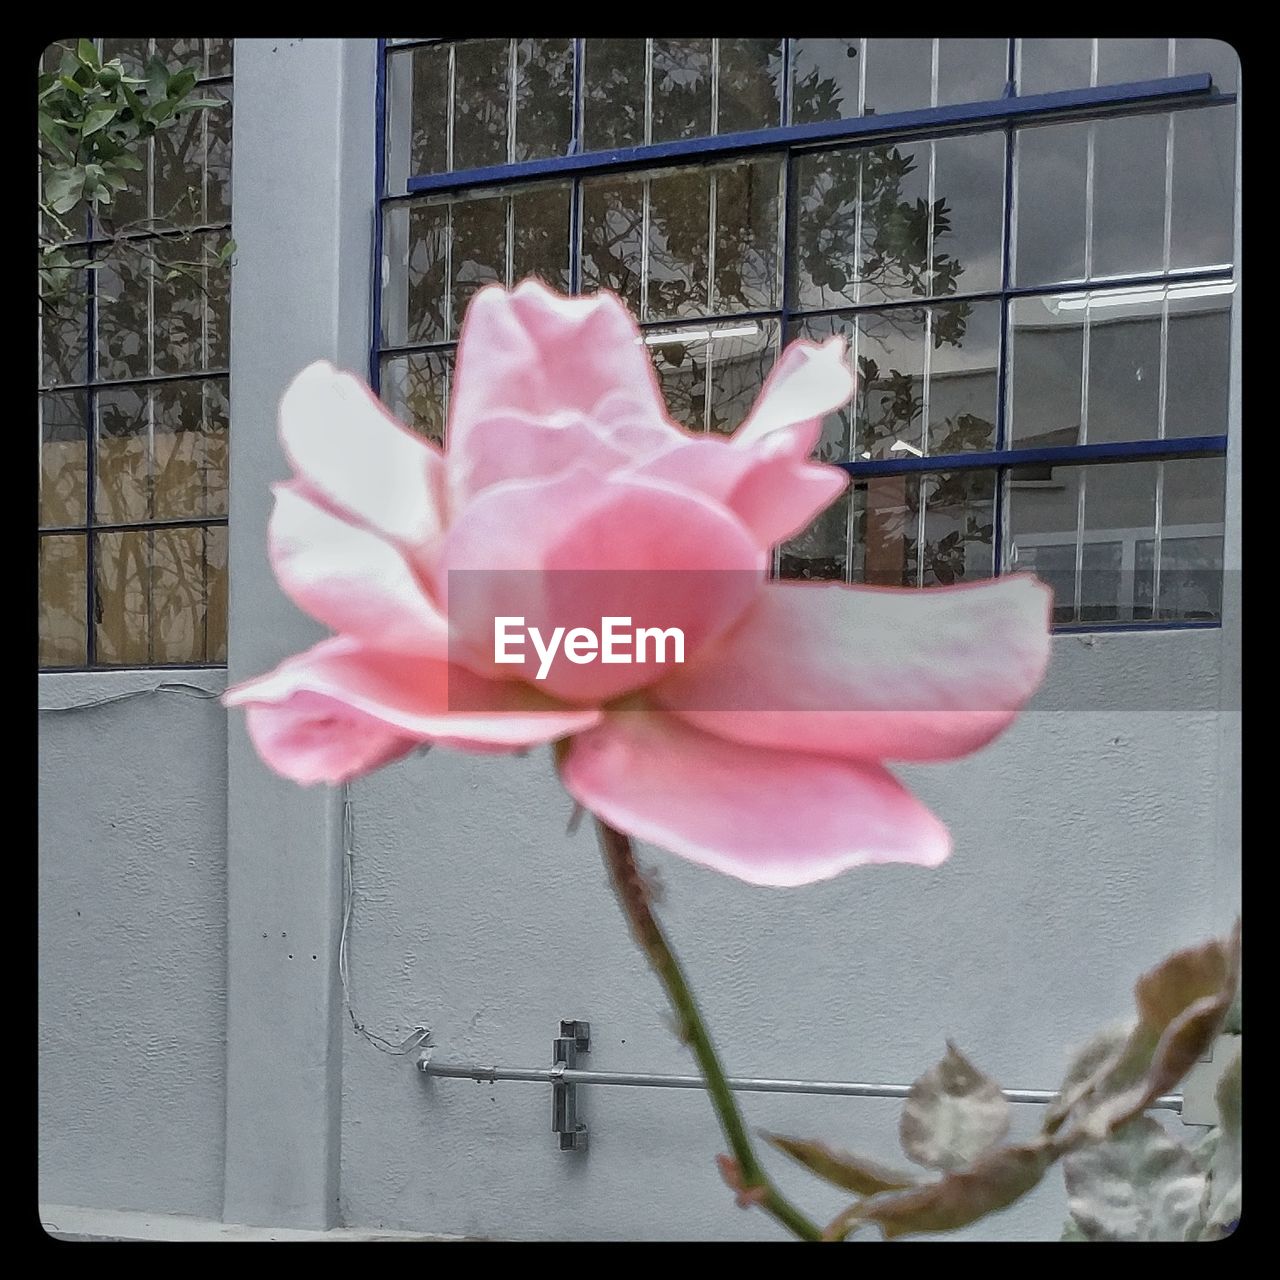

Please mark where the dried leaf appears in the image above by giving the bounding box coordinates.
[1057,924,1240,1144]
[831,1141,1054,1240]
[1201,1045,1241,1239]
[764,1133,920,1196]
[1063,1116,1208,1241]
[899,1041,1011,1171]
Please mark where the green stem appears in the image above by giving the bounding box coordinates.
[594,818,824,1242]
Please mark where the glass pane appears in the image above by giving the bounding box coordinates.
[1173,37,1238,92]
[936,38,1008,106]
[382,201,449,346]
[151,525,213,663]
[39,534,88,667]
[95,385,151,524]
[380,349,454,446]
[1080,461,1157,622]
[854,307,927,459]
[712,158,782,313]
[852,475,916,586]
[511,183,571,292]
[514,39,574,162]
[863,38,934,115]
[206,524,228,663]
[101,130,150,230]
[1017,38,1092,94]
[715,38,782,132]
[101,37,149,77]
[1096,38,1170,84]
[153,377,229,519]
[780,489,850,581]
[707,319,780,435]
[205,37,233,79]
[918,470,996,586]
[931,131,1004,296]
[153,85,233,227]
[1165,283,1233,439]
[928,301,999,454]
[1014,120,1089,286]
[1170,106,1236,272]
[790,314,855,462]
[1008,294,1084,447]
[39,262,89,386]
[580,174,644,312]
[792,147,862,310]
[95,242,151,380]
[94,529,151,665]
[453,39,511,170]
[1006,462,1083,622]
[1141,458,1226,620]
[651,39,713,143]
[645,326,708,431]
[856,137,932,304]
[790,38,862,123]
[647,169,711,320]
[450,192,507,338]
[153,38,208,74]
[157,231,231,373]
[385,43,449,189]
[584,39,646,150]
[40,390,88,528]
[1091,112,1167,279]
[1085,293,1161,443]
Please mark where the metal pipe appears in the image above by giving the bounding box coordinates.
[416,1055,1183,1113]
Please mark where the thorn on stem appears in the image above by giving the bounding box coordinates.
[716,1154,767,1209]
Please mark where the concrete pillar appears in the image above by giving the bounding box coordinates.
[223,37,377,1228]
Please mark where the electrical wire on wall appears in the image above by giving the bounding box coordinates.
[39,680,431,1057]
[339,781,432,1056]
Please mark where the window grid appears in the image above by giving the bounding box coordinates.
[373,37,1235,628]
[38,37,233,671]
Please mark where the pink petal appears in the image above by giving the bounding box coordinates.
[655,576,1053,763]
[560,710,951,886]
[433,466,765,703]
[733,336,855,450]
[269,483,450,653]
[224,638,601,781]
[628,432,850,550]
[279,361,447,547]
[448,280,675,451]
[448,409,632,505]
[241,693,423,786]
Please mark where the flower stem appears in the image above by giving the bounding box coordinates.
[594,818,824,1242]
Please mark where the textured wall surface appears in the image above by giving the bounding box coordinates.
[38,671,228,1218]
[337,630,1231,1240]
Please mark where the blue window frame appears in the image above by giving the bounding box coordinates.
[373,37,1237,629]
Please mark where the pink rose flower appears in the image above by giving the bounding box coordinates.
[226,280,1051,886]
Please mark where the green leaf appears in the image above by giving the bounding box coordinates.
[59,74,86,95]
[167,68,198,99]
[1062,1116,1207,1241]
[172,97,229,115]
[45,165,86,215]
[81,104,116,137]
[763,1133,920,1196]
[38,110,75,162]
[105,150,144,172]
[829,1141,1055,1240]
[76,37,99,69]
[145,55,169,102]
[899,1041,1011,1171]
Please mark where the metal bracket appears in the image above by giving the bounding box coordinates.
[553,1019,590,1151]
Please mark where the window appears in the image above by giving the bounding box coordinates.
[376,37,1237,628]
[38,38,233,669]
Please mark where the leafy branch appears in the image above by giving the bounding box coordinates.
[38,38,234,304]
[766,923,1241,1241]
